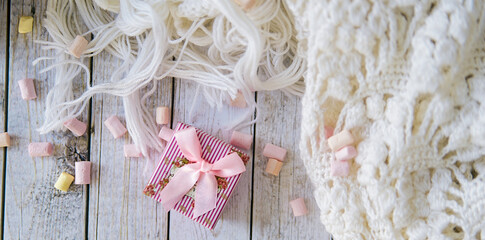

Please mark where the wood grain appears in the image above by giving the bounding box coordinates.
[0,2,333,239]
[252,91,332,240]
[3,0,89,239]
[87,52,170,239]
[170,80,254,239]
[0,0,8,237]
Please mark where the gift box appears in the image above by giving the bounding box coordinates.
[144,123,250,229]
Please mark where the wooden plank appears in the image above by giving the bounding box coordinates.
[88,52,171,239]
[3,0,89,239]
[0,0,9,237]
[252,91,332,240]
[169,80,253,239]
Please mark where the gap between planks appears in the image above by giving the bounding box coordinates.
[1,0,12,238]
[0,1,332,238]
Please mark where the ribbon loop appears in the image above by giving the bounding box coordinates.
[158,127,246,218]
[175,127,203,162]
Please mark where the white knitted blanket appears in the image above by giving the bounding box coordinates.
[285,0,485,239]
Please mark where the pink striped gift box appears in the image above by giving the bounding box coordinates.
[144,123,250,229]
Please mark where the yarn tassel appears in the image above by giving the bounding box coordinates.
[34,0,305,166]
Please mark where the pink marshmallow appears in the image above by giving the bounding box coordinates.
[28,142,54,157]
[263,143,287,161]
[324,126,334,139]
[64,118,87,136]
[18,78,37,100]
[331,160,350,177]
[158,126,174,142]
[156,107,170,125]
[335,146,357,161]
[104,115,127,139]
[229,91,247,108]
[230,131,253,150]
[265,158,284,176]
[69,35,89,58]
[235,0,256,10]
[0,132,11,147]
[124,144,142,158]
[74,161,91,184]
[289,198,308,216]
[327,129,354,151]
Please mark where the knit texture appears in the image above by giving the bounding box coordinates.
[285,0,485,239]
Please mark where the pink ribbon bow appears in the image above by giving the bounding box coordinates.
[159,127,246,218]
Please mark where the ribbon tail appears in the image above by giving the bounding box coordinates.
[192,172,218,218]
[158,164,200,212]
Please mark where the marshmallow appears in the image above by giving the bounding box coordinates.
[229,91,247,108]
[327,129,354,151]
[230,131,253,150]
[324,126,334,139]
[0,132,11,147]
[64,118,87,136]
[234,0,256,10]
[156,106,170,125]
[18,16,33,33]
[75,161,91,184]
[289,198,309,216]
[54,172,74,192]
[18,78,37,100]
[69,35,89,58]
[263,143,287,161]
[124,144,142,158]
[265,158,283,176]
[335,146,357,161]
[104,115,127,139]
[331,160,350,177]
[158,126,174,142]
[28,142,54,157]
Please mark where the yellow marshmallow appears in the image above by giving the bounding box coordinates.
[327,129,354,151]
[18,16,33,33]
[54,172,74,192]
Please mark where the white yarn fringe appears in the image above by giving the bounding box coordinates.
[34,0,304,171]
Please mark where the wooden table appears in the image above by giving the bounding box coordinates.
[0,1,331,239]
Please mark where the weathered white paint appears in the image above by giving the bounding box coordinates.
[252,91,332,240]
[87,51,170,239]
[2,1,331,239]
[4,1,88,239]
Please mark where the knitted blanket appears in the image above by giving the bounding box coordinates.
[285,0,485,239]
